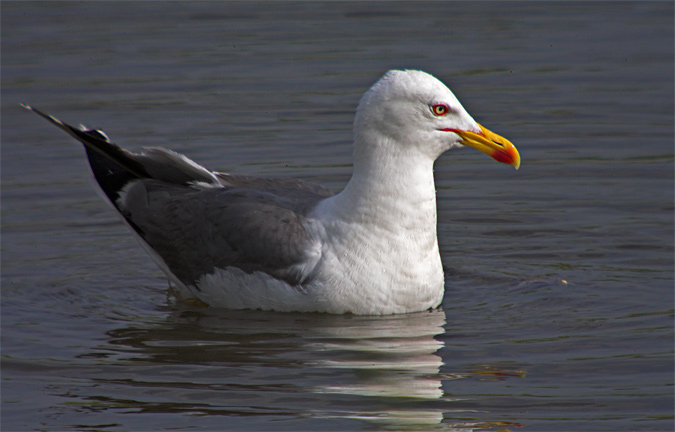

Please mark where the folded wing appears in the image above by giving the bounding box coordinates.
[24,105,332,288]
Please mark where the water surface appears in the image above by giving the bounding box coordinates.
[2,2,673,431]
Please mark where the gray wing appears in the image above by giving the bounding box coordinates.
[24,105,334,288]
[120,179,330,288]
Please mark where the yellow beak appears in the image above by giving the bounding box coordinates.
[448,123,520,170]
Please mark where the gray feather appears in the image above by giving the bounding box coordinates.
[119,179,332,288]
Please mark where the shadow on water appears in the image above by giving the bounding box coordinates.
[54,305,524,431]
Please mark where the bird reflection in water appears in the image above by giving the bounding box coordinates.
[94,307,523,430]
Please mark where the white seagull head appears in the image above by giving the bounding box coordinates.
[354,69,520,168]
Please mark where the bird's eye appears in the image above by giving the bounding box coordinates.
[431,104,449,116]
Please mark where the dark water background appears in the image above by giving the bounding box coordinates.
[2,2,673,431]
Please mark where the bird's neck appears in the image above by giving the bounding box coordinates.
[319,137,439,231]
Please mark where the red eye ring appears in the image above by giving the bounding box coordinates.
[431,104,449,116]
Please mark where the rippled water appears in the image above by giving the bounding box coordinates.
[2,2,673,431]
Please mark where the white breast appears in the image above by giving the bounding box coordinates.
[305,179,445,314]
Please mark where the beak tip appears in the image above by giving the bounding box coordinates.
[458,123,521,170]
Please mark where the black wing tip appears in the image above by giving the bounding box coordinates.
[21,103,68,128]
[23,103,112,142]
[21,103,42,115]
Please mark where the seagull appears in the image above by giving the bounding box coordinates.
[24,69,520,315]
